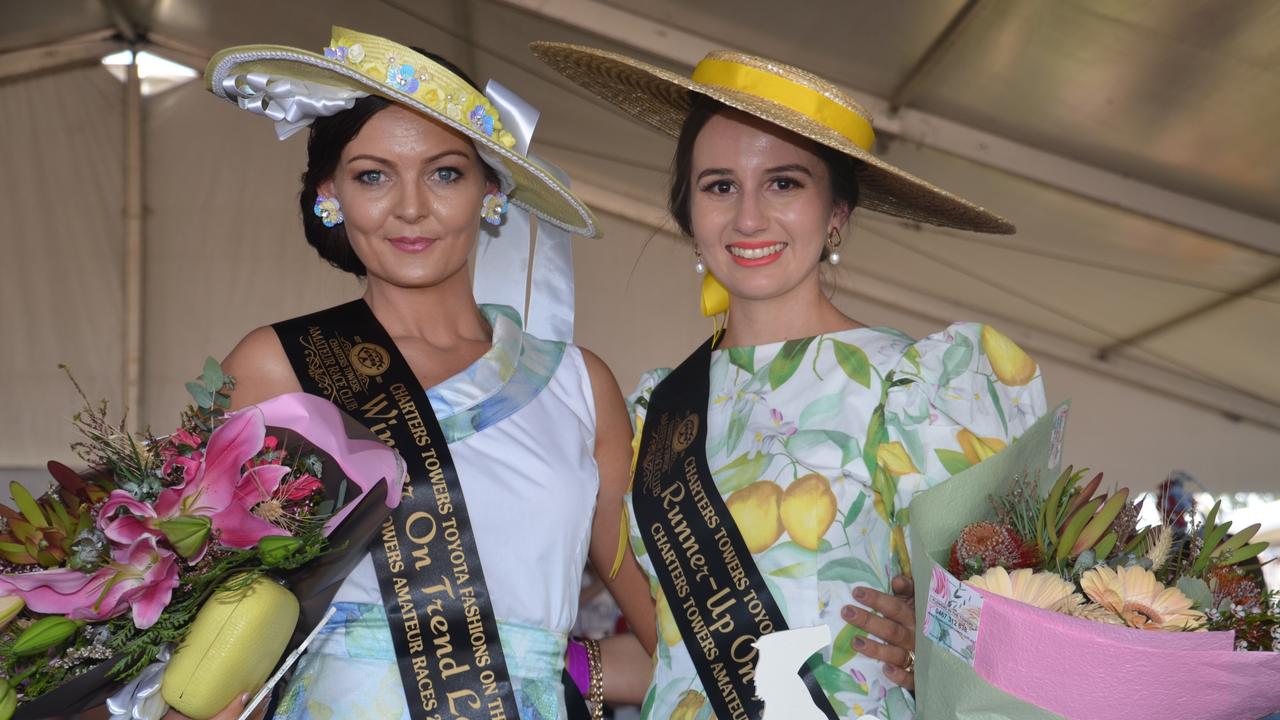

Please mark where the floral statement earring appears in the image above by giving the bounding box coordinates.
[313,193,344,227]
[826,226,844,266]
[481,190,509,225]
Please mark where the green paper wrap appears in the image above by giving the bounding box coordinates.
[908,402,1070,720]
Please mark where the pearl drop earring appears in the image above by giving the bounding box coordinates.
[827,227,844,266]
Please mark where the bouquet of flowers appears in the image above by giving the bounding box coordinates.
[0,360,404,719]
[907,403,1280,720]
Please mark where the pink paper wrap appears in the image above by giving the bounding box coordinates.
[250,392,404,533]
[972,589,1280,720]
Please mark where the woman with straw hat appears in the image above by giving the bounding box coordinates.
[532,44,1048,718]
[139,27,659,720]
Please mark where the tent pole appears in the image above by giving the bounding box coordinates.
[123,53,144,432]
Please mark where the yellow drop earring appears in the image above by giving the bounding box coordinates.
[701,272,730,345]
[694,245,729,343]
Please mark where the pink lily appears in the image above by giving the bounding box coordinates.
[98,409,289,559]
[0,536,178,629]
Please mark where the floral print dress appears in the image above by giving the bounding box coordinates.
[626,322,1047,719]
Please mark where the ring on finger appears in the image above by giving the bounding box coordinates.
[903,650,916,674]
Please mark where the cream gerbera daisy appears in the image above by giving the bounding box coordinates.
[965,567,1082,613]
[1079,565,1205,631]
[1067,602,1127,626]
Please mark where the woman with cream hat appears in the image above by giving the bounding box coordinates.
[145,27,659,720]
[533,43,1048,719]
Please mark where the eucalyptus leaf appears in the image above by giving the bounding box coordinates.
[1176,577,1214,610]
[185,381,213,408]
[201,356,224,392]
[1072,549,1096,575]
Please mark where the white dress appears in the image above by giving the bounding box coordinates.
[272,305,599,720]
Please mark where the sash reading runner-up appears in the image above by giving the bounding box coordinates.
[632,338,838,720]
[275,300,518,720]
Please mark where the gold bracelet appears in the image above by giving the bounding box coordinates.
[583,637,604,720]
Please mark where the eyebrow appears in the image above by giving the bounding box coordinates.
[696,167,733,181]
[695,163,815,181]
[347,149,472,165]
[765,163,813,176]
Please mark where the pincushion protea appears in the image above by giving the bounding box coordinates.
[948,521,1041,577]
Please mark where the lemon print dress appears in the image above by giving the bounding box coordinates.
[272,306,600,720]
[627,323,1046,720]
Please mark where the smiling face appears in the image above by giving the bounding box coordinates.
[688,109,849,303]
[318,104,494,290]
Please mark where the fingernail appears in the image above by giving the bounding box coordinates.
[241,693,250,704]
[841,606,855,621]
[853,638,866,649]
[854,588,867,600]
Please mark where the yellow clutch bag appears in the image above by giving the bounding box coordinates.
[161,574,300,719]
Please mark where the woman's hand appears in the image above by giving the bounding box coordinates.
[840,574,916,690]
[162,692,267,720]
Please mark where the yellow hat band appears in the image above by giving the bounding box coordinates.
[691,58,875,152]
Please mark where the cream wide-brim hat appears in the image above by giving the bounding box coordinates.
[206,27,599,237]
[531,42,1013,235]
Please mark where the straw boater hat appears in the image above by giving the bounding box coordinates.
[530,43,1013,235]
[206,27,599,238]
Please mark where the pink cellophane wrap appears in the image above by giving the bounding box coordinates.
[972,588,1280,719]
[909,404,1280,720]
[249,392,404,533]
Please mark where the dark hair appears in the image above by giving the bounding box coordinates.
[299,49,494,276]
[668,95,862,239]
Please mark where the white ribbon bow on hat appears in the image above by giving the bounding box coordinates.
[220,73,577,342]
[220,73,367,140]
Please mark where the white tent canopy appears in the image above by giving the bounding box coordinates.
[1,0,1277,496]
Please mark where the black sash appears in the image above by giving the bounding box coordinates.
[633,338,838,720]
[275,299,518,720]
